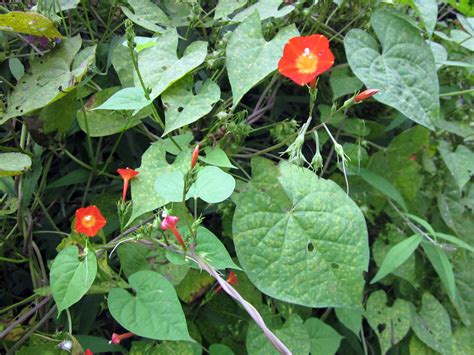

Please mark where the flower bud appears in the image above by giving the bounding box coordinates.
[354,89,379,103]
[191,144,199,168]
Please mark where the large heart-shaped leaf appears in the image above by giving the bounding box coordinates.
[186,166,235,203]
[108,270,191,341]
[410,293,452,354]
[226,12,298,107]
[162,77,221,135]
[233,161,369,308]
[365,291,412,354]
[138,30,207,103]
[50,246,97,313]
[4,36,85,122]
[131,142,191,221]
[344,9,439,129]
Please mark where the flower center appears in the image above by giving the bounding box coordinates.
[82,214,96,228]
[296,48,318,74]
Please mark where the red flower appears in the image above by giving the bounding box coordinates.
[191,144,200,169]
[84,349,94,355]
[161,215,186,249]
[75,205,106,237]
[117,167,139,202]
[110,332,134,344]
[216,271,238,293]
[354,89,379,103]
[278,35,334,86]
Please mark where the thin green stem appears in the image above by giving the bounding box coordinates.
[439,88,474,97]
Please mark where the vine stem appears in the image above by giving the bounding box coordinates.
[188,246,292,355]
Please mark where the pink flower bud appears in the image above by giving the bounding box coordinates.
[354,89,380,103]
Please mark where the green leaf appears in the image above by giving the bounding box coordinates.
[4,36,84,122]
[0,153,32,177]
[50,246,97,313]
[209,343,234,355]
[358,168,408,211]
[176,269,215,303]
[108,270,191,341]
[233,161,369,308]
[77,87,147,137]
[94,87,151,111]
[0,11,62,38]
[214,0,246,20]
[137,29,208,102]
[200,147,236,168]
[344,9,439,129]
[335,308,362,336]
[35,0,80,13]
[438,141,474,191]
[371,234,422,284]
[246,314,310,355]
[194,227,241,270]
[111,36,135,87]
[121,0,170,33]
[154,170,185,203]
[329,67,363,100]
[435,232,474,252]
[409,335,438,355]
[412,0,438,36]
[428,41,448,70]
[232,0,295,22]
[304,318,343,355]
[226,12,298,107]
[40,91,78,133]
[162,77,221,135]
[365,291,412,354]
[411,293,452,354]
[421,241,456,300]
[186,166,236,203]
[131,142,191,221]
[9,58,24,81]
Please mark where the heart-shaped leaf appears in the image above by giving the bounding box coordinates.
[186,166,235,203]
[108,270,191,341]
[365,291,412,354]
[233,161,369,308]
[410,293,452,354]
[344,9,439,129]
[226,12,298,106]
[304,318,343,355]
[194,227,241,270]
[154,170,185,203]
[162,77,220,135]
[0,153,32,177]
[50,246,97,313]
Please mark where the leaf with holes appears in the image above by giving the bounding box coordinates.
[344,9,439,129]
[365,290,412,354]
[131,142,192,221]
[108,270,191,341]
[233,161,369,308]
[411,293,452,354]
[137,29,208,103]
[50,246,97,313]
[121,0,170,33]
[3,36,85,122]
[226,12,298,107]
[0,11,62,38]
[162,77,220,136]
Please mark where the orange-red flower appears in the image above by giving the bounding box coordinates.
[117,167,139,202]
[85,349,94,355]
[278,35,334,86]
[110,332,134,344]
[191,144,200,169]
[354,89,379,103]
[75,205,106,237]
[161,215,186,249]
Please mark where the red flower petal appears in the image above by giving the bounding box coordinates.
[117,167,139,180]
[75,205,107,237]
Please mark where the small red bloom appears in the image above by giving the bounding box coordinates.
[110,332,134,345]
[354,89,379,103]
[278,35,334,86]
[75,205,106,237]
[161,215,186,249]
[216,271,238,293]
[117,167,139,202]
[84,349,94,355]
[191,144,200,169]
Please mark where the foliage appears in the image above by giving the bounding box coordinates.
[0,1,473,354]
